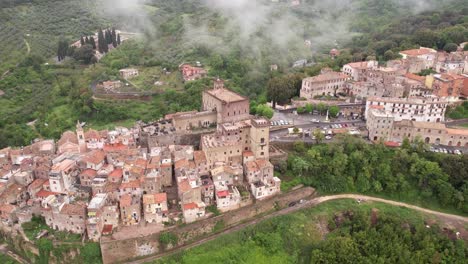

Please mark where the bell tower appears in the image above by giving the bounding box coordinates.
[76,120,86,153]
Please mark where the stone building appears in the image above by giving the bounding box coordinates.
[202,79,250,124]
[300,70,350,98]
[119,68,139,79]
[365,96,448,123]
[142,192,168,224]
[119,194,141,226]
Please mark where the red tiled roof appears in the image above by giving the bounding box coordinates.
[60,203,86,216]
[174,159,189,170]
[143,192,167,204]
[182,202,198,210]
[217,190,229,198]
[400,48,435,56]
[103,143,128,152]
[109,168,123,178]
[384,141,401,147]
[0,204,16,214]
[35,189,58,198]
[178,179,191,193]
[82,150,106,165]
[193,151,206,164]
[81,169,97,177]
[29,179,47,190]
[404,73,425,83]
[120,194,132,207]
[102,224,113,235]
[119,180,141,190]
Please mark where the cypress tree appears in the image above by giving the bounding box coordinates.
[80,36,85,46]
[105,30,111,44]
[111,28,117,48]
[90,36,96,50]
[85,36,90,44]
[117,34,121,45]
[97,29,104,53]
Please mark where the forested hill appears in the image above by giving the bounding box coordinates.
[0,0,467,147]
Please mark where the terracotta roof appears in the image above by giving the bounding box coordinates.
[80,169,97,178]
[384,141,401,147]
[174,159,189,170]
[178,179,191,193]
[205,88,247,103]
[60,203,86,216]
[102,224,113,234]
[0,204,16,214]
[245,161,259,172]
[119,180,141,190]
[103,143,128,152]
[58,131,78,146]
[147,157,160,170]
[109,168,123,178]
[29,179,47,190]
[255,159,271,169]
[82,150,106,165]
[193,151,206,164]
[142,192,167,204]
[400,47,435,56]
[345,61,372,70]
[35,189,58,198]
[243,151,254,157]
[303,71,349,83]
[217,190,229,198]
[405,73,425,83]
[85,129,101,140]
[119,194,133,207]
[135,158,147,168]
[182,202,198,210]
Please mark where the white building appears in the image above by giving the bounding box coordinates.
[365,96,448,123]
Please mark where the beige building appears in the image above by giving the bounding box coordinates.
[342,61,379,81]
[119,194,141,226]
[182,201,206,223]
[143,192,168,224]
[300,70,350,98]
[367,108,468,147]
[202,79,250,124]
[365,96,448,123]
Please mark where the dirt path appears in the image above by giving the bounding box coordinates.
[127,194,467,264]
[24,38,31,54]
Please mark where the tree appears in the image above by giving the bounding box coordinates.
[443,43,458,53]
[313,129,325,144]
[329,105,340,117]
[111,28,117,47]
[255,104,274,119]
[81,243,101,264]
[383,50,395,61]
[85,36,90,44]
[305,103,314,113]
[464,44,468,51]
[89,36,96,49]
[117,34,121,45]
[316,103,327,115]
[57,39,69,61]
[80,36,85,46]
[97,29,105,53]
[73,44,95,64]
[267,76,294,108]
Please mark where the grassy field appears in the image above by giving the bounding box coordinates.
[124,66,185,92]
[0,254,19,264]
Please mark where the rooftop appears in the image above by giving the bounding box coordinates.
[303,71,349,83]
[205,88,247,104]
[399,47,436,56]
[142,192,167,204]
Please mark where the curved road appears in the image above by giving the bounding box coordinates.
[127,194,467,264]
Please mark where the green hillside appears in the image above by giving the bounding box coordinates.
[0,0,467,147]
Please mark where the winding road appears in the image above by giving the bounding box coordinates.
[127,194,467,264]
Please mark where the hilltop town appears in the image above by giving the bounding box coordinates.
[0,79,282,243]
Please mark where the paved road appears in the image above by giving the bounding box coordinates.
[127,194,467,264]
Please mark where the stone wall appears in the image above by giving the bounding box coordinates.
[100,187,315,264]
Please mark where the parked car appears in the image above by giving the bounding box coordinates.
[325,135,332,140]
[454,149,462,155]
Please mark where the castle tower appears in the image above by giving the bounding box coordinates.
[76,120,86,153]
